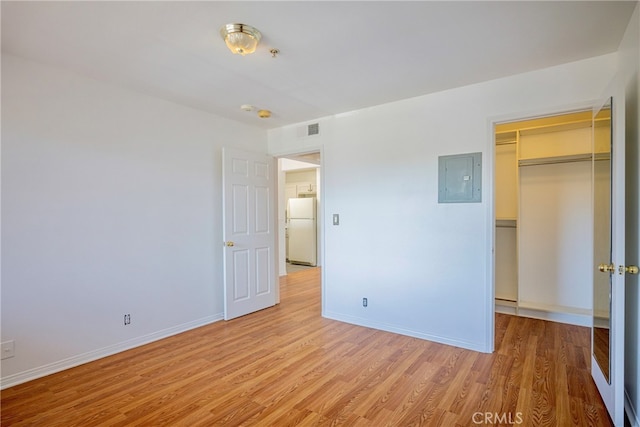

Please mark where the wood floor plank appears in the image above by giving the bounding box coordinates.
[1,267,612,426]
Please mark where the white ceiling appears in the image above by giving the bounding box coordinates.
[1,1,636,129]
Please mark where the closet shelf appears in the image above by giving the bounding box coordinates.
[519,153,594,167]
[496,219,516,228]
[519,152,610,167]
[495,110,592,134]
[496,131,517,145]
[518,118,592,136]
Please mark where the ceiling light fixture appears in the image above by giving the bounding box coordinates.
[220,23,261,56]
[257,109,271,118]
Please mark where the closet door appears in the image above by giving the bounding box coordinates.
[591,96,629,426]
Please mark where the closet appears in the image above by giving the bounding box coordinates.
[495,111,599,326]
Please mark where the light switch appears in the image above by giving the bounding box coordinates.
[333,214,340,225]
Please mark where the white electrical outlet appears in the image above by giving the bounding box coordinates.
[1,340,15,360]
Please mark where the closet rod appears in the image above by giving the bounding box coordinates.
[496,223,517,229]
[518,154,592,167]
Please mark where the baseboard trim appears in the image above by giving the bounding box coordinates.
[626,388,640,427]
[495,301,518,315]
[516,307,591,327]
[0,314,223,390]
[323,311,489,353]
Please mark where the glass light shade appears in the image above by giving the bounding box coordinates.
[220,24,261,56]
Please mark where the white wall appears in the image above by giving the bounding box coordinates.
[518,160,592,316]
[0,54,267,387]
[619,3,640,425]
[269,54,617,353]
[494,144,517,305]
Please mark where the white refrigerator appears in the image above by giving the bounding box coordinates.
[287,197,317,266]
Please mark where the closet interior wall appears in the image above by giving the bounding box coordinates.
[495,134,518,311]
[495,111,598,326]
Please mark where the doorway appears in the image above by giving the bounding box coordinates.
[277,151,322,277]
[493,110,596,326]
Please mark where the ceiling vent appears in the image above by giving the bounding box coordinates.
[296,123,320,138]
[307,123,320,136]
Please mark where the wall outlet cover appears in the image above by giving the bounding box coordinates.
[1,340,15,360]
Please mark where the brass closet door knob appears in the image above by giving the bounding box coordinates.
[598,263,615,273]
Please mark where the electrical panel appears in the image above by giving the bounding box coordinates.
[438,152,482,203]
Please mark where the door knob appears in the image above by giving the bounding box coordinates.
[225,241,235,247]
[620,265,639,275]
[598,263,615,273]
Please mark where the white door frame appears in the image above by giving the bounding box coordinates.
[488,97,627,424]
[485,100,599,353]
[274,147,325,310]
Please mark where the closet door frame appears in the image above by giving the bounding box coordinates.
[487,101,597,354]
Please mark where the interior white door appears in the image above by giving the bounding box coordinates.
[222,147,277,321]
[591,97,625,425]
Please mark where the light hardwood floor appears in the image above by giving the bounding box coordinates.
[1,268,612,426]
